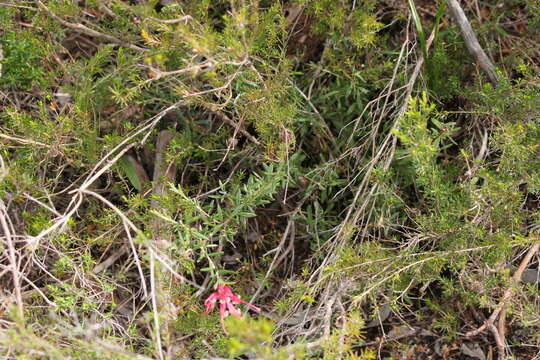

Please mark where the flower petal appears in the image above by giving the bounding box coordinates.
[204,285,262,335]
[219,285,234,297]
[219,301,228,320]
[227,301,242,318]
[236,298,261,312]
[204,294,218,314]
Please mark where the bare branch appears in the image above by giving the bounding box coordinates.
[149,130,178,359]
[36,0,147,52]
[447,0,499,85]
[466,237,540,360]
[0,200,24,319]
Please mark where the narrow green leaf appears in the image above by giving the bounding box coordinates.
[408,0,427,60]
[118,155,142,191]
[208,251,224,257]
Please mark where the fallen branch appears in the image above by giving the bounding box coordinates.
[447,0,499,85]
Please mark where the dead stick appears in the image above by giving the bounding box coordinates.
[447,0,499,85]
[149,130,177,359]
[0,201,24,320]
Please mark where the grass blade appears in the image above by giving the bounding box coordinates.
[408,0,427,60]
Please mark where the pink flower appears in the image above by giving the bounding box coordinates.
[204,285,261,334]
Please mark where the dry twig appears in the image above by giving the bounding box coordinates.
[0,200,24,319]
[212,111,261,146]
[36,0,147,52]
[466,237,540,360]
[447,0,499,85]
[0,133,51,149]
